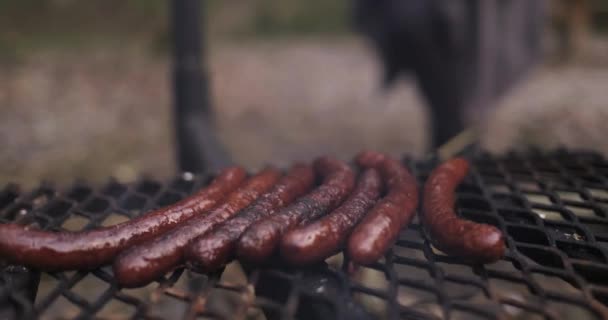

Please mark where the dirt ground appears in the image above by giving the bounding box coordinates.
[1,37,607,188]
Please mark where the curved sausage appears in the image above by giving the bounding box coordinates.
[422,157,505,263]
[281,168,381,265]
[113,168,281,288]
[184,164,315,272]
[0,167,247,271]
[347,151,419,265]
[236,157,355,264]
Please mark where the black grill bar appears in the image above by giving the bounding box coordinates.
[1,150,608,319]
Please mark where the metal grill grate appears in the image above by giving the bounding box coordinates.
[2,150,608,319]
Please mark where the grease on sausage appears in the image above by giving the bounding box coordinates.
[113,168,281,288]
[281,168,381,265]
[0,167,247,271]
[347,151,419,265]
[236,157,355,264]
[184,163,314,272]
[422,157,505,263]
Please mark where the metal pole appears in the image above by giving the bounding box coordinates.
[171,0,229,173]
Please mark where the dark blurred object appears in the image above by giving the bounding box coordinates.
[171,0,230,173]
[354,0,547,148]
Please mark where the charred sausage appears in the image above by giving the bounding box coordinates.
[347,151,419,265]
[113,168,281,288]
[236,157,355,264]
[184,164,314,272]
[281,168,381,265]
[422,157,505,263]
[0,167,247,271]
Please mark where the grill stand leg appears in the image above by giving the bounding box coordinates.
[171,0,231,173]
[0,265,39,319]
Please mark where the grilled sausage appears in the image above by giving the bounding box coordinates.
[184,164,315,272]
[0,167,247,271]
[422,157,505,263]
[113,168,281,288]
[280,168,382,265]
[236,157,355,264]
[347,151,419,265]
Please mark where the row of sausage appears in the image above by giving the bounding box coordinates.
[0,151,505,288]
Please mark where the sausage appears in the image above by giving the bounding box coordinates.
[236,157,355,264]
[184,164,314,272]
[0,167,247,271]
[113,168,281,288]
[280,168,381,265]
[347,151,419,265]
[422,157,505,263]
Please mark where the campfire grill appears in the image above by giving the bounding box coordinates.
[2,150,608,319]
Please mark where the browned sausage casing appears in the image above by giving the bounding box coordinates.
[280,168,382,265]
[113,168,281,288]
[0,167,247,271]
[347,151,419,265]
[184,164,315,272]
[422,157,505,263]
[236,157,355,264]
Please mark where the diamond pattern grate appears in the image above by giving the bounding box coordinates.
[1,150,608,319]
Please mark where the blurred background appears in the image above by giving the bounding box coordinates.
[0,0,607,187]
